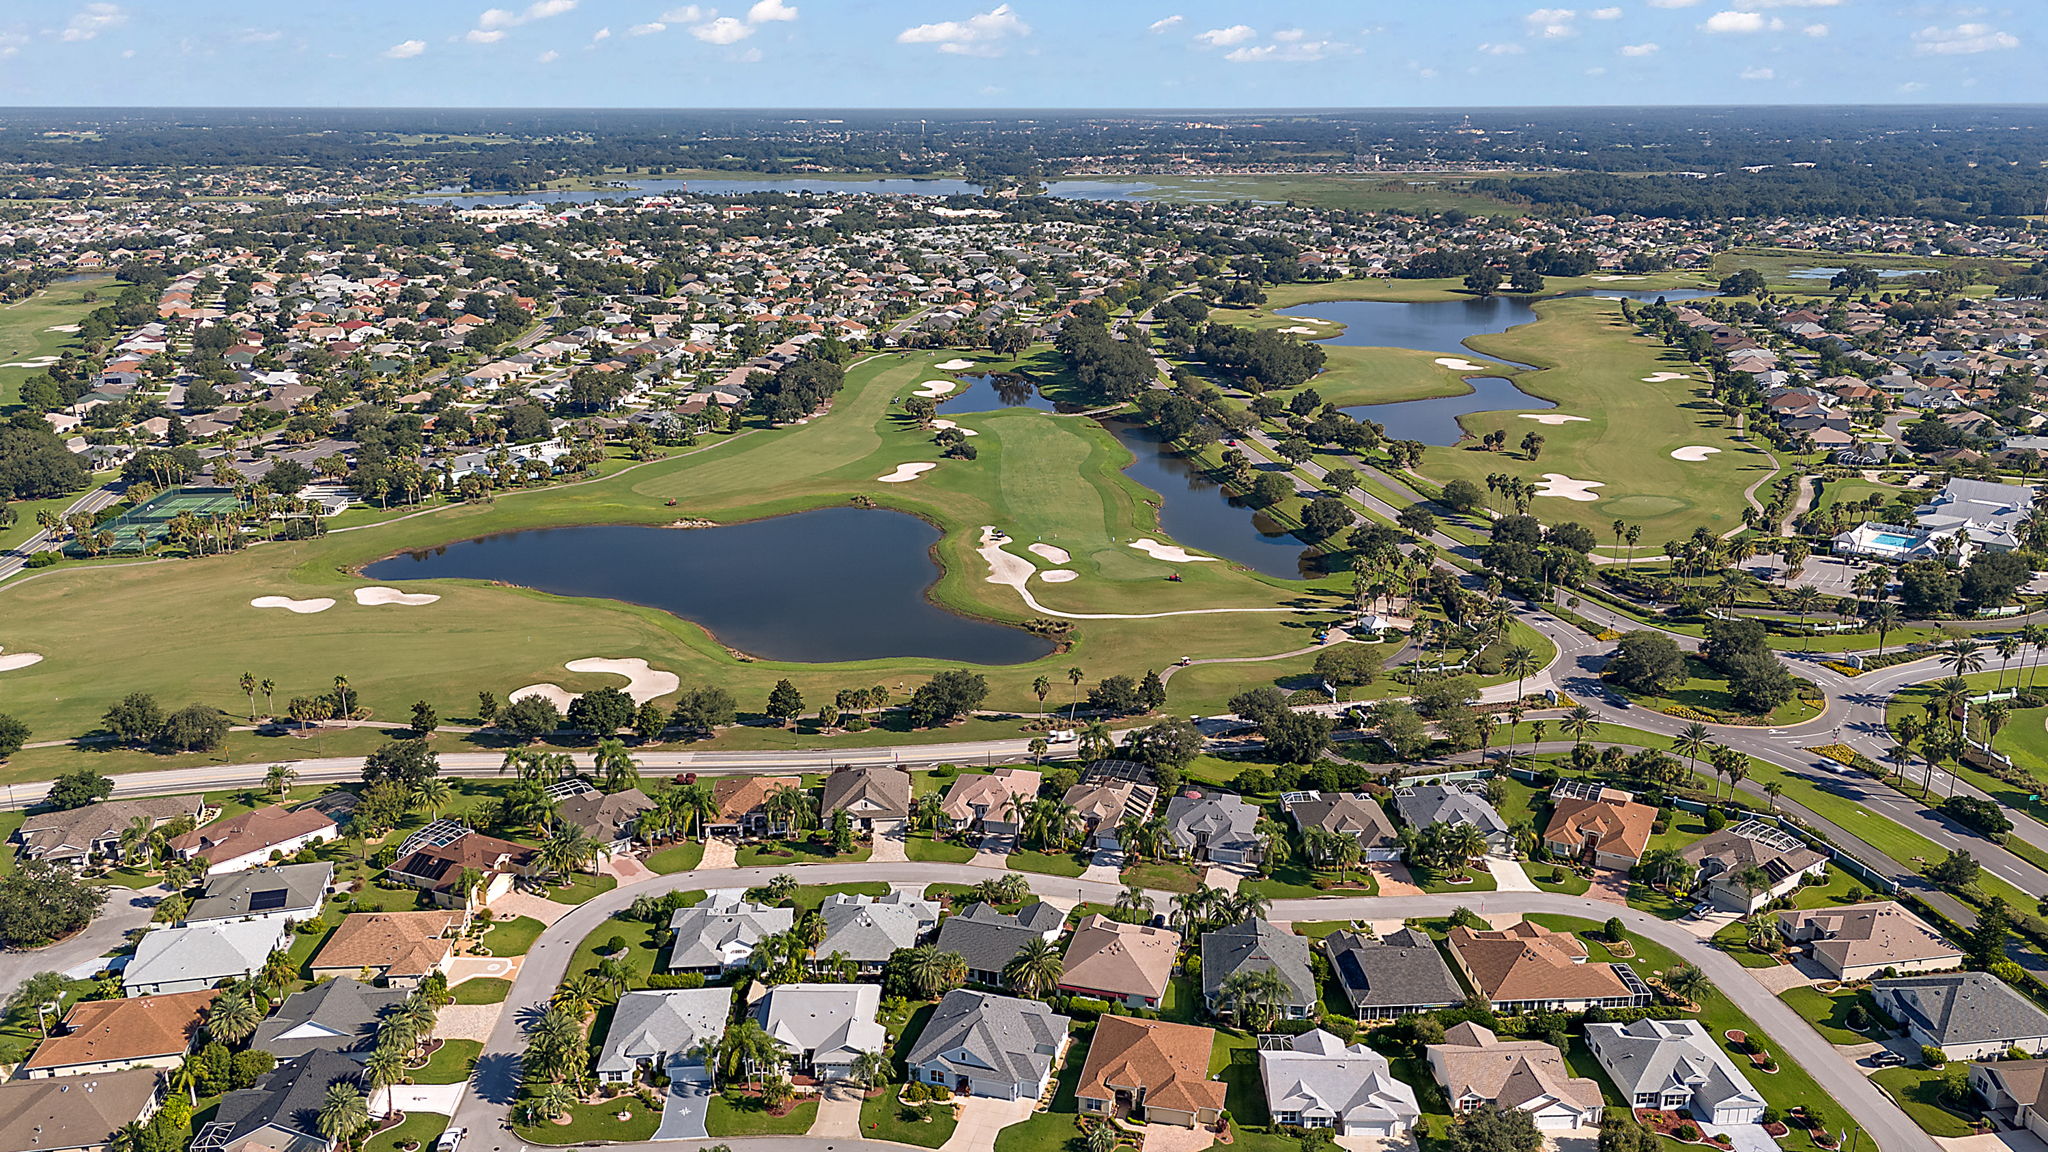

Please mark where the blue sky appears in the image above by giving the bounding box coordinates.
[0,1,2032,107]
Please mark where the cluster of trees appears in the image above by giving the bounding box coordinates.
[0,858,109,947]
[1699,618,1801,714]
[1053,306,1155,403]
[100,693,232,752]
[1896,551,2031,617]
[1483,514,1598,588]
[0,414,89,501]
[1192,323,1325,391]
[748,353,847,425]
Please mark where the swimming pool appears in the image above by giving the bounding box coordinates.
[1870,533,1917,550]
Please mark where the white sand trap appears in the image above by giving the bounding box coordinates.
[43,324,79,333]
[931,419,978,437]
[1130,538,1219,563]
[1593,275,1646,282]
[1279,326,1321,335]
[354,586,440,607]
[976,526,1299,621]
[1028,542,1071,564]
[0,649,44,672]
[1533,474,1605,502]
[912,380,956,399]
[1039,570,1078,583]
[509,683,575,711]
[879,462,937,483]
[1433,357,1494,373]
[1518,413,1589,425]
[251,595,334,614]
[565,657,680,704]
[934,359,975,371]
[1,356,57,369]
[1670,445,1723,462]
[1642,372,1691,383]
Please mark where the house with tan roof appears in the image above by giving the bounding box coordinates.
[1426,1021,1604,1129]
[709,775,801,836]
[820,765,912,829]
[386,830,537,909]
[1542,789,1657,868]
[1061,777,1156,850]
[1680,820,1827,912]
[17,795,206,868]
[1446,920,1650,1013]
[555,787,654,855]
[1971,1058,2048,1137]
[1281,792,1400,861]
[1058,914,1179,1009]
[1076,1016,1227,1129]
[0,1067,165,1152]
[24,990,216,1079]
[1777,901,1963,981]
[310,911,465,988]
[166,805,336,875]
[939,768,1040,836]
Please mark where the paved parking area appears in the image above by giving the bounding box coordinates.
[1487,855,1539,893]
[1583,868,1632,906]
[654,1063,713,1140]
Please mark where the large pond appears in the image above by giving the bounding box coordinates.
[1104,419,1312,580]
[939,373,1061,414]
[408,177,1166,209]
[362,508,1053,664]
[1343,378,1556,447]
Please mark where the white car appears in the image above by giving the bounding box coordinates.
[436,1128,466,1152]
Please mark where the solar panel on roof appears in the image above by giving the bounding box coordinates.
[248,888,289,912]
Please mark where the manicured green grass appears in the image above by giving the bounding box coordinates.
[992,1023,1090,1152]
[1779,986,1882,1046]
[364,1111,450,1152]
[1711,922,1786,968]
[565,913,667,990]
[516,1096,663,1145]
[737,836,871,868]
[1241,860,1376,901]
[1870,1065,1979,1137]
[413,1039,482,1084]
[543,872,618,905]
[482,916,545,956]
[451,978,511,1004]
[1618,656,1824,726]
[706,1095,818,1136]
[646,839,706,874]
[1410,861,1498,894]
[859,1091,959,1147]
[0,275,116,408]
[906,833,975,864]
[1120,860,1205,893]
[784,881,891,914]
[1009,849,1088,878]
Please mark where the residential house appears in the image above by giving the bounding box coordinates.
[939,769,1040,836]
[123,919,287,997]
[1680,821,1829,912]
[166,806,337,875]
[1322,928,1465,1018]
[1447,920,1650,1013]
[308,911,465,988]
[1058,915,1180,1010]
[251,978,408,1060]
[1872,973,2048,1060]
[193,1050,368,1152]
[186,862,332,928]
[1969,1059,2048,1134]
[1425,1022,1604,1129]
[1260,1029,1421,1136]
[751,983,887,1081]
[815,891,938,975]
[906,988,1071,1100]
[935,901,1067,986]
[1394,784,1511,851]
[667,895,794,974]
[1542,786,1657,869]
[1075,1016,1228,1129]
[1281,792,1401,861]
[820,765,913,829]
[386,829,538,909]
[1162,790,1263,866]
[555,788,655,856]
[1201,918,1317,1020]
[708,775,801,836]
[1061,777,1156,851]
[0,1068,164,1152]
[17,796,206,868]
[596,988,732,1084]
[1585,1018,1767,1125]
[1777,902,1963,981]
[24,990,215,1079]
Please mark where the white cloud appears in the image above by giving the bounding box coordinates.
[735,45,763,61]
[1590,7,1622,18]
[1620,41,1660,54]
[1526,7,1577,38]
[1148,14,1183,33]
[1196,24,1256,47]
[478,1,576,30]
[1478,41,1527,54]
[1701,11,1782,33]
[1912,23,2018,55]
[233,28,283,44]
[382,38,426,58]
[60,3,126,42]
[591,26,610,40]
[1898,80,1928,94]
[692,16,753,43]
[661,5,705,19]
[464,28,506,43]
[747,0,798,21]
[1647,0,1699,6]
[1739,65,1774,79]
[1224,38,1346,62]
[628,22,666,35]
[1273,27,1304,42]
[537,48,559,61]
[1751,0,1839,6]
[1803,23,1827,36]
[0,31,26,57]
[897,4,1031,55]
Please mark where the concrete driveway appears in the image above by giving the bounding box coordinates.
[653,1062,713,1140]
[1701,1122,1780,1152]
[940,1095,1038,1152]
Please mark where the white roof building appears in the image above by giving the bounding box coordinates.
[123,918,287,997]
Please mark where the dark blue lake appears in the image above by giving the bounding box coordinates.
[1343,377,1556,447]
[1103,419,1311,580]
[362,508,1053,665]
[939,373,1060,414]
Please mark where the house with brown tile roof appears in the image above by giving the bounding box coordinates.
[310,911,465,989]
[1446,920,1650,1013]
[1425,1022,1604,1129]
[1057,914,1180,1009]
[24,990,216,1078]
[167,805,336,875]
[387,831,537,910]
[555,788,654,855]
[709,775,802,836]
[1076,1016,1227,1129]
[1777,901,1963,981]
[1061,778,1156,850]
[1542,792,1657,868]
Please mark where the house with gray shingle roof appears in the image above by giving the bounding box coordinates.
[1260,1028,1421,1136]
[1281,792,1399,860]
[907,988,1070,1100]
[934,901,1065,986]
[666,895,793,974]
[1585,1018,1766,1124]
[251,978,406,1061]
[1201,919,1317,1020]
[123,919,287,997]
[1322,928,1462,1018]
[816,890,938,975]
[1874,972,2048,1060]
[596,988,732,1083]
[1394,785,1509,851]
[1162,791,1263,866]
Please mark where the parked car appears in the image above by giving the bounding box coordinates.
[1870,1051,1906,1068]
[436,1127,467,1152]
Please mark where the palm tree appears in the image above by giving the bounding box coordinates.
[1944,637,1986,678]
[409,775,453,816]
[206,990,263,1045]
[850,1049,893,1090]
[594,738,640,793]
[315,1082,369,1145]
[119,814,156,866]
[1674,722,1712,793]
[1733,865,1773,912]
[1761,780,1783,811]
[1787,586,1825,650]
[1216,967,1291,1031]
[1563,705,1597,749]
[539,824,600,881]
[717,1015,791,1085]
[1113,886,1154,924]
[1998,634,2025,691]
[1867,602,1903,656]
[1502,645,1539,705]
[1004,937,1066,999]
[1079,721,1115,762]
[1637,846,1691,893]
[363,1046,408,1115]
[1665,963,1709,1007]
[906,946,969,998]
[264,762,297,798]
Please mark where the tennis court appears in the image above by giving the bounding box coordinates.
[90,486,243,553]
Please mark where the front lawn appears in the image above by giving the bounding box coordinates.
[543,872,618,905]
[860,1091,959,1147]
[1871,1065,1979,1138]
[482,916,545,956]
[906,833,975,864]
[1710,922,1785,968]
[564,914,666,991]
[1240,860,1375,900]
[1120,860,1204,893]
[1779,986,1884,1046]
[1009,849,1088,878]
[1527,864,1592,896]
[364,1111,450,1152]
[412,1039,481,1084]
[993,1023,1090,1152]
[451,978,511,1004]
[515,1096,662,1145]
[647,839,706,874]
[706,1095,818,1136]
[1409,861,1498,894]
[784,881,891,914]
[738,836,871,868]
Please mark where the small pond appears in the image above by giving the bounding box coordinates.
[939,372,1062,414]
[1342,377,1557,447]
[1784,266,1939,280]
[1103,419,1312,580]
[362,508,1053,664]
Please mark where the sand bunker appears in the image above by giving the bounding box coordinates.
[1,356,57,369]
[354,586,440,607]
[1642,372,1691,383]
[509,684,575,711]
[44,324,79,333]
[251,595,334,614]
[879,462,937,483]
[912,380,956,399]
[566,658,679,704]
[1279,326,1322,335]
[1434,357,1494,373]
[1533,474,1605,502]
[1028,543,1072,564]
[1670,446,1723,462]
[1039,570,1078,583]
[1593,275,1646,282]
[1130,538,1219,563]
[0,648,44,673]
[931,419,978,437]
[1518,413,1589,426]
[934,358,975,371]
